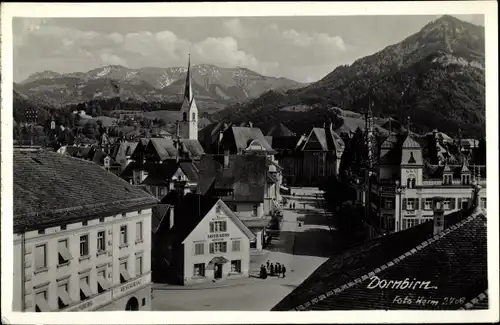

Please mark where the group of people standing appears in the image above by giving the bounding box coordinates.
[259,260,287,279]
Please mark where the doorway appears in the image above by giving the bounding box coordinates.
[125,297,139,311]
[214,263,223,279]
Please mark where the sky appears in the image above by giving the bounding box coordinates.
[12,14,484,84]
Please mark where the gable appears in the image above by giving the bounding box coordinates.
[183,200,255,244]
[302,130,324,151]
[172,167,188,182]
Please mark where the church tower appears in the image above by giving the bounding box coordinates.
[180,54,198,140]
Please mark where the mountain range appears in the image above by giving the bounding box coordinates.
[214,15,486,138]
[14,64,305,114]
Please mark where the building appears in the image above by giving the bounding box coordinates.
[13,148,158,312]
[179,54,198,141]
[276,123,345,186]
[152,193,255,285]
[372,131,487,233]
[273,187,487,311]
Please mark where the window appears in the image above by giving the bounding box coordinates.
[232,240,241,252]
[424,199,433,210]
[402,218,418,230]
[120,261,131,283]
[82,221,88,226]
[57,283,72,309]
[231,260,241,273]
[120,225,128,245]
[80,235,89,257]
[193,263,205,277]
[209,242,227,254]
[443,199,451,210]
[408,152,416,163]
[159,187,165,197]
[80,276,92,300]
[142,298,146,306]
[99,217,105,223]
[253,205,259,216]
[384,198,393,210]
[38,229,45,235]
[35,290,50,312]
[209,221,227,233]
[35,244,47,269]
[95,231,106,252]
[58,239,72,265]
[61,225,67,230]
[192,112,196,121]
[215,205,221,214]
[406,199,415,211]
[443,174,452,185]
[194,243,205,255]
[135,256,143,276]
[183,112,187,121]
[136,222,143,242]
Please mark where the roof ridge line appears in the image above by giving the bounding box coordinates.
[460,289,489,310]
[294,211,482,311]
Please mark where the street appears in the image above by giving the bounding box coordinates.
[151,187,335,311]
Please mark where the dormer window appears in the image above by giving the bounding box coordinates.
[462,174,471,185]
[406,175,416,189]
[443,174,452,185]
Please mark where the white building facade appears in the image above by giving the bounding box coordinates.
[13,209,153,312]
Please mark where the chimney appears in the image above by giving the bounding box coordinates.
[224,149,230,168]
[169,206,175,230]
[432,197,445,235]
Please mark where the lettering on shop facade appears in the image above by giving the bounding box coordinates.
[208,233,230,239]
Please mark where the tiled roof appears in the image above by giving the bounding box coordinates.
[163,193,220,244]
[227,126,275,153]
[149,138,179,160]
[140,161,179,186]
[14,149,158,232]
[267,123,296,137]
[273,208,487,311]
[179,139,205,158]
[195,154,267,203]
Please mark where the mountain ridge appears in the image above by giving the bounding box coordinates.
[213,15,485,138]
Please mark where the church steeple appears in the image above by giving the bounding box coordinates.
[184,54,194,104]
[180,54,198,141]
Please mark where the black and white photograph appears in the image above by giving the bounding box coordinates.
[1,1,498,323]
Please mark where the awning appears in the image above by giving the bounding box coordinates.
[35,294,51,312]
[97,274,111,290]
[120,265,132,282]
[58,242,73,262]
[208,256,229,264]
[79,278,93,298]
[58,286,72,306]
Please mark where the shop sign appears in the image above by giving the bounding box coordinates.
[112,272,151,300]
[208,233,230,239]
[66,291,112,311]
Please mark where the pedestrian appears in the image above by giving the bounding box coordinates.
[282,265,287,278]
[266,260,270,272]
[277,263,282,277]
[270,263,275,276]
[260,264,267,279]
